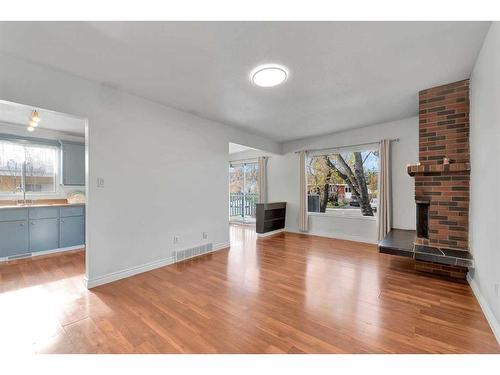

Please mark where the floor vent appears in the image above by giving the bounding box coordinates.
[175,243,213,262]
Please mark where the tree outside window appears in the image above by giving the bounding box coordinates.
[307,149,379,217]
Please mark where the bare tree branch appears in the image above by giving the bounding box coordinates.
[325,156,360,197]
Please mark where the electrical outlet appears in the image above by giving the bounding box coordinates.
[202,232,208,240]
[173,236,179,244]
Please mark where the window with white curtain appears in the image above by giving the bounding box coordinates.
[0,140,57,195]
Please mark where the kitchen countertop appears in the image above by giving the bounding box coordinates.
[0,202,85,210]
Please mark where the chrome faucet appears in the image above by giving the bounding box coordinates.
[15,162,32,206]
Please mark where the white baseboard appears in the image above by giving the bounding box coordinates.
[84,241,230,289]
[256,229,284,238]
[84,255,177,289]
[467,274,500,345]
[0,244,85,263]
[284,227,377,245]
[212,241,230,252]
[32,245,85,257]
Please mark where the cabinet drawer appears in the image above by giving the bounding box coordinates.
[0,208,28,222]
[60,206,85,217]
[29,207,59,219]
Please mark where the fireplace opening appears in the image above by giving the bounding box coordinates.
[416,200,430,239]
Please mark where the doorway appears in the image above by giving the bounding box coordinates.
[0,99,87,274]
[229,160,259,224]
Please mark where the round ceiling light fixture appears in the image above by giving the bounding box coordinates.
[250,64,288,87]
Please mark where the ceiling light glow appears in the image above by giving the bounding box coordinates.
[31,110,41,123]
[251,64,288,87]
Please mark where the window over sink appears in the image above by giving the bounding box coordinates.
[0,139,57,195]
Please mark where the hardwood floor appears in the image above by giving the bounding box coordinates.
[0,225,498,354]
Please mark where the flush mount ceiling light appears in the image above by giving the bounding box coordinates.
[250,64,288,87]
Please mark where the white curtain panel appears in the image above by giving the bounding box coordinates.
[298,151,309,232]
[258,156,268,203]
[377,139,392,240]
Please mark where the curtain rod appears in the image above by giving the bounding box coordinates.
[229,157,263,164]
[294,138,399,154]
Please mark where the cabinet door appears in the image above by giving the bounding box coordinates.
[62,142,85,186]
[0,221,29,257]
[29,218,59,252]
[60,215,85,248]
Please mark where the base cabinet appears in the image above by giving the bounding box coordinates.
[29,218,60,252]
[60,215,85,248]
[0,205,85,259]
[0,220,29,257]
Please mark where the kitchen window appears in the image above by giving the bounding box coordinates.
[0,139,58,195]
[306,146,379,217]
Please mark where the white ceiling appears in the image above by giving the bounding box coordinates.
[0,22,490,142]
[229,142,258,154]
[0,100,85,136]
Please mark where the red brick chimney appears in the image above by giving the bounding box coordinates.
[407,79,471,278]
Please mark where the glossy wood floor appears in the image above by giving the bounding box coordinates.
[1,225,498,354]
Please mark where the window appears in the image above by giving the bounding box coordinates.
[306,147,379,217]
[0,140,57,195]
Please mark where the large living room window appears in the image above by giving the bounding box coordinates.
[0,139,57,195]
[306,146,379,217]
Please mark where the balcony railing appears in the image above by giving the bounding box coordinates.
[229,192,258,217]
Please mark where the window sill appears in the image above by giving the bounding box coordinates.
[308,211,377,221]
[0,192,62,200]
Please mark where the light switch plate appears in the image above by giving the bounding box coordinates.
[97,177,105,188]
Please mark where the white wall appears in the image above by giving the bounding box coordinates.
[469,22,500,342]
[0,53,280,286]
[269,117,418,244]
[0,121,85,199]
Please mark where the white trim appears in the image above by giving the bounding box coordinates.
[84,241,230,289]
[212,241,230,252]
[307,211,377,221]
[285,227,377,245]
[467,274,500,345]
[84,256,177,289]
[256,228,284,238]
[31,244,84,257]
[0,244,84,262]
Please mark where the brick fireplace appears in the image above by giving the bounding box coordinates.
[406,79,473,278]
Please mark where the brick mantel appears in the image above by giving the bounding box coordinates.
[407,162,470,176]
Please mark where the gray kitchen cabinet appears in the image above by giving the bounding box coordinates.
[60,215,85,248]
[0,220,29,257]
[0,205,85,260]
[60,141,85,186]
[29,218,60,252]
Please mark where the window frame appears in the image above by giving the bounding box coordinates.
[305,144,379,220]
[0,135,61,198]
